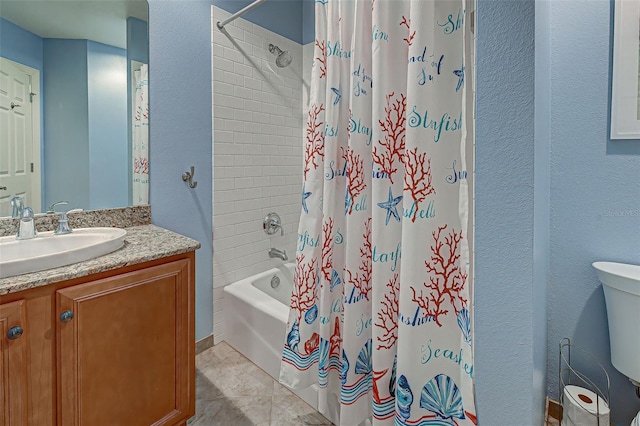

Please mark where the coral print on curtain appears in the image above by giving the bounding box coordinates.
[280,0,476,425]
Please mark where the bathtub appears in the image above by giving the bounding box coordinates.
[223,264,318,409]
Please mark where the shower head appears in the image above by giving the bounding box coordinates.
[268,44,292,68]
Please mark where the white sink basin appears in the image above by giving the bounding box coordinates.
[0,227,126,278]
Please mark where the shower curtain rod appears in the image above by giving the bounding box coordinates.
[216,0,268,29]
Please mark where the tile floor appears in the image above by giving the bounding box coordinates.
[189,342,333,426]
[192,343,558,426]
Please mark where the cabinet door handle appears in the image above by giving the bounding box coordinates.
[60,310,74,323]
[7,325,23,340]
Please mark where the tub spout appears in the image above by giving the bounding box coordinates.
[268,247,288,261]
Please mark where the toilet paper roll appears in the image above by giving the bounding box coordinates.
[563,385,610,426]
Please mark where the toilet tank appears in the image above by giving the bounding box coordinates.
[593,262,640,385]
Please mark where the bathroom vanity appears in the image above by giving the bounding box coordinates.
[0,216,199,426]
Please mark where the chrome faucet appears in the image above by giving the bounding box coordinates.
[268,247,288,261]
[54,210,73,235]
[54,208,82,234]
[16,207,37,240]
[47,201,78,235]
[263,212,284,236]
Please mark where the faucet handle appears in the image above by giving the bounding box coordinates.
[54,208,81,235]
[10,196,24,218]
[270,219,284,236]
[263,212,284,236]
[48,201,69,214]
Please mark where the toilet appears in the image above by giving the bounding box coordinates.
[593,261,640,388]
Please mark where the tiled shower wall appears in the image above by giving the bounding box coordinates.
[211,7,303,344]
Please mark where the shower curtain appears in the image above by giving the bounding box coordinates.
[280,0,475,425]
[132,64,149,205]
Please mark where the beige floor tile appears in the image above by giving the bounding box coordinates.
[199,361,275,399]
[190,396,272,426]
[270,394,333,426]
[273,380,296,396]
[194,341,334,425]
[197,342,252,368]
[195,370,224,401]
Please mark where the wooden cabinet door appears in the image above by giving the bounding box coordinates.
[0,299,28,426]
[56,259,194,426]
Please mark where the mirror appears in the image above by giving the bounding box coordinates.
[0,0,148,217]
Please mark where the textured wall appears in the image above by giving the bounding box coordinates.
[301,0,315,45]
[475,0,540,423]
[87,41,128,210]
[213,0,302,43]
[148,0,214,341]
[546,1,640,423]
[534,0,550,420]
[43,39,90,211]
[212,6,303,344]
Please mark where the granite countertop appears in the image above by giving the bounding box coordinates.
[0,205,152,237]
[0,224,201,296]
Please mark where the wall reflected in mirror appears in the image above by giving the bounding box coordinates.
[0,1,149,217]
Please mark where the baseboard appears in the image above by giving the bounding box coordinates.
[195,335,214,354]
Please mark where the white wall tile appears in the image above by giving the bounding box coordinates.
[213,57,234,72]
[233,86,253,100]
[244,99,262,112]
[212,6,303,344]
[233,62,254,78]
[223,71,244,86]
[223,24,244,41]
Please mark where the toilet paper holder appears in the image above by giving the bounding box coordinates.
[559,338,610,425]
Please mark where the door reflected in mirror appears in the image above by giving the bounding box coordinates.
[0,1,149,217]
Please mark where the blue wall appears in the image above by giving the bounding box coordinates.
[3,21,132,212]
[546,1,640,423]
[534,0,551,421]
[87,41,129,210]
[43,39,129,211]
[213,0,302,42]
[0,18,43,70]
[43,39,90,211]
[301,0,314,45]
[127,17,149,64]
[475,0,541,423]
[148,0,214,341]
